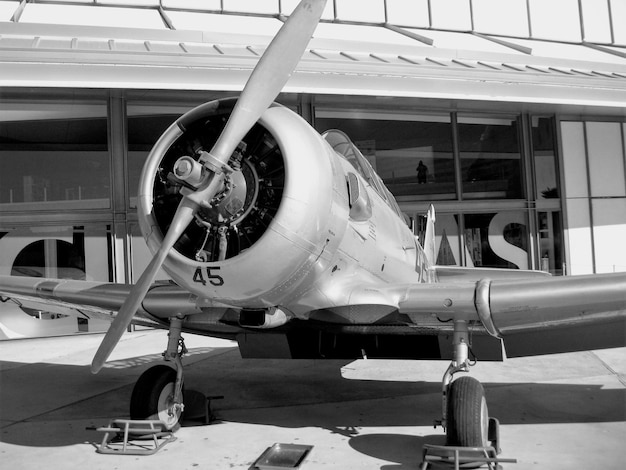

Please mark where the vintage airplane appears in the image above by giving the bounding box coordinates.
[1,0,625,449]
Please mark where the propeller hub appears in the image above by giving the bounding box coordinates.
[173,156,205,188]
[197,157,259,227]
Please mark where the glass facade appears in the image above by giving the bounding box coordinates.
[2,87,624,338]
[314,105,565,272]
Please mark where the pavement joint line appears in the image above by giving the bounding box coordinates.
[590,351,626,387]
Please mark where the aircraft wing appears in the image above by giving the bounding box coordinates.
[0,275,201,327]
[2,271,624,359]
[392,270,626,357]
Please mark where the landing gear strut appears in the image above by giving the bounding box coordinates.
[437,320,489,447]
[130,317,186,431]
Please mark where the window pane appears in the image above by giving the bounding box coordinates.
[538,211,563,275]
[464,211,529,269]
[315,110,456,200]
[586,122,626,198]
[459,116,523,199]
[581,0,612,43]
[0,100,109,211]
[592,199,626,273]
[472,0,529,37]
[161,0,220,9]
[430,0,471,30]
[99,0,160,5]
[532,117,559,200]
[19,4,167,29]
[386,0,430,27]
[223,0,279,14]
[560,121,588,198]
[0,1,18,21]
[528,0,582,41]
[336,0,385,22]
[611,0,626,45]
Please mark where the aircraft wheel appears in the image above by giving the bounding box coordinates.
[130,365,183,431]
[446,376,489,447]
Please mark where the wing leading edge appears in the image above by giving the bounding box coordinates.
[393,271,626,357]
[0,275,200,326]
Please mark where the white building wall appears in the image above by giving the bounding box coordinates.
[561,121,626,274]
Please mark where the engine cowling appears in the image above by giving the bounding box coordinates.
[138,99,348,308]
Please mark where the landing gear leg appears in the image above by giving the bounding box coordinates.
[437,320,489,447]
[130,316,187,431]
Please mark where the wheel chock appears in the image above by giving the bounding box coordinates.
[93,419,176,455]
[182,389,224,424]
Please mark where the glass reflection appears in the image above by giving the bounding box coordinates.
[459,116,522,199]
[315,111,456,200]
[464,212,528,269]
[0,101,109,210]
[0,225,112,281]
[532,116,558,200]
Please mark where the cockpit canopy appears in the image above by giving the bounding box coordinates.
[322,130,405,220]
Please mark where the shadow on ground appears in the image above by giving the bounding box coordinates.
[1,347,624,450]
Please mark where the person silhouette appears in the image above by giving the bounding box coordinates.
[416,160,428,184]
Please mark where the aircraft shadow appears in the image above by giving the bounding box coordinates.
[1,347,624,449]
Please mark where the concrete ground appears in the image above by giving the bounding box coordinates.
[1,330,624,470]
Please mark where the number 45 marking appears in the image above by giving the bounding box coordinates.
[193,266,225,286]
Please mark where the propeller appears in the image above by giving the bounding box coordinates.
[91,0,327,374]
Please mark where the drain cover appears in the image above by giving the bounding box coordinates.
[250,443,313,470]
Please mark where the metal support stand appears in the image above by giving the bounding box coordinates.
[93,419,177,455]
[436,320,472,430]
[420,444,516,470]
[421,417,516,469]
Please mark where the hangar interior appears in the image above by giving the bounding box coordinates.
[0,0,625,337]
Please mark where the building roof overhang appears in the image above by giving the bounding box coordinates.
[1,21,625,115]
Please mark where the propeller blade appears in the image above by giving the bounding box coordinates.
[91,0,325,372]
[91,199,196,374]
[207,0,326,166]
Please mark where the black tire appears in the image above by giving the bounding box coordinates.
[130,365,183,431]
[446,376,489,447]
